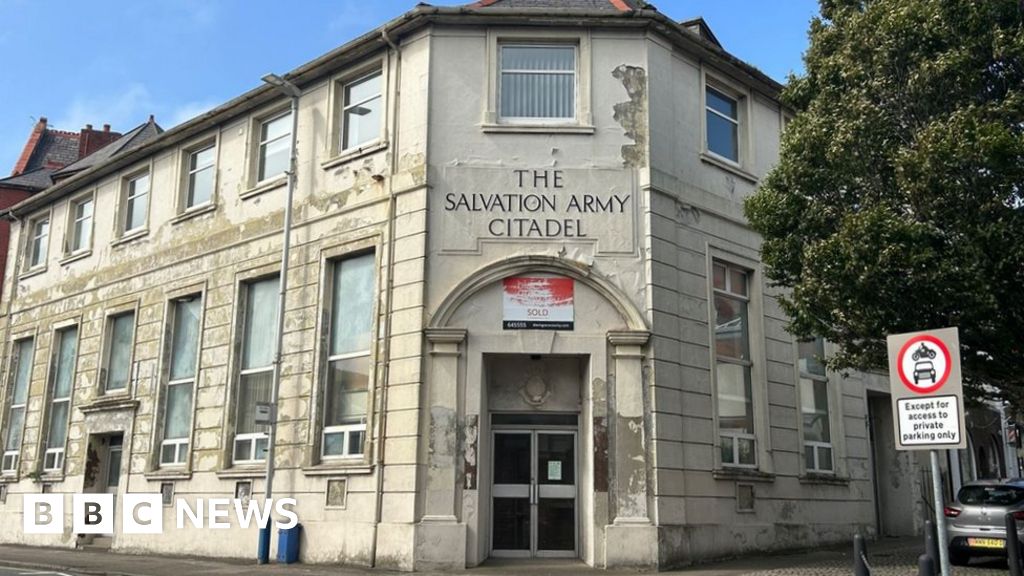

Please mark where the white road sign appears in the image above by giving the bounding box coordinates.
[887,327,966,451]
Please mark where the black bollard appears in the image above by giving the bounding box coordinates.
[918,554,935,576]
[854,533,870,576]
[924,520,939,576]
[1007,512,1023,576]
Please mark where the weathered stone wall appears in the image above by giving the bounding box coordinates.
[0,29,432,565]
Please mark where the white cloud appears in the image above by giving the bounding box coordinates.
[54,83,154,132]
[169,99,221,127]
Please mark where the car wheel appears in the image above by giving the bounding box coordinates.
[949,549,969,566]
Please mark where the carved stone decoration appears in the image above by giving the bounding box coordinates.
[519,367,551,406]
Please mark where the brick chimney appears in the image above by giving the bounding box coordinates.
[78,123,122,159]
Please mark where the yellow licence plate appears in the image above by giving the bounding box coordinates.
[968,538,1005,549]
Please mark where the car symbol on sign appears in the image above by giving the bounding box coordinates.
[914,361,936,385]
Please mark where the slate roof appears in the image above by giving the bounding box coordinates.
[53,117,163,180]
[27,130,81,171]
[468,0,651,11]
[0,168,56,191]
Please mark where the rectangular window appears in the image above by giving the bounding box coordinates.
[160,296,202,466]
[185,144,216,209]
[713,261,756,467]
[257,112,291,183]
[706,86,740,162]
[27,215,49,270]
[233,277,278,464]
[341,71,383,152]
[322,253,375,459]
[799,337,833,472]
[44,326,77,471]
[68,196,93,254]
[499,45,576,122]
[2,339,34,473]
[101,312,135,393]
[124,172,150,233]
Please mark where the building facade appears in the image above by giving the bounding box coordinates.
[0,0,943,570]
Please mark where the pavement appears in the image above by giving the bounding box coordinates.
[0,537,1013,576]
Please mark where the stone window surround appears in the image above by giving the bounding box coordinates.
[22,207,52,277]
[323,54,390,165]
[793,338,849,479]
[220,262,281,473]
[97,301,140,399]
[304,235,382,474]
[62,189,96,261]
[114,161,154,243]
[0,328,39,481]
[175,133,220,219]
[481,27,595,134]
[699,66,757,183]
[706,245,772,475]
[36,315,82,480]
[147,282,206,478]
[243,102,292,196]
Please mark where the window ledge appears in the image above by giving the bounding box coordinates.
[481,123,596,135]
[241,176,287,200]
[217,466,266,479]
[799,473,849,486]
[700,152,759,184]
[321,141,389,170]
[59,250,92,266]
[19,266,47,281]
[144,469,192,481]
[35,473,65,483]
[79,396,139,414]
[171,203,217,225]
[111,229,149,247]
[302,463,373,477]
[713,468,775,483]
[0,473,19,483]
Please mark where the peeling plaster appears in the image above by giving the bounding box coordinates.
[463,414,478,490]
[612,65,648,168]
[594,415,609,492]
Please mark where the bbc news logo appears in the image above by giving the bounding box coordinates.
[23,494,298,534]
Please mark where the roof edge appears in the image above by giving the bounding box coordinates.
[5,4,784,218]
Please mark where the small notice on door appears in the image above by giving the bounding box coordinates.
[547,461,562,481]
[896,394,962,447]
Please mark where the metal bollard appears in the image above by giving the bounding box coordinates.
[854,533,870,576]
[924,520,939,576]
[918,554,935,576]
[1007,512,1023,576]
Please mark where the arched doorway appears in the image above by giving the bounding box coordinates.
[419,256,652,569]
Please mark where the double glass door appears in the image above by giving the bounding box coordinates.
[491,430,577,558]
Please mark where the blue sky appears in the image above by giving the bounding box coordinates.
[0,0,818,172]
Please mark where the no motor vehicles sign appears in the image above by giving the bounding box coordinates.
[887,327,966,451]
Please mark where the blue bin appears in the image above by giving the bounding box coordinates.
[277,523,302,564]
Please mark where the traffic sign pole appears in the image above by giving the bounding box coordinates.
[887,327,964,576]
[930,450,950,576]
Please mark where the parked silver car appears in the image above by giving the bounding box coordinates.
[944,479,1024,565]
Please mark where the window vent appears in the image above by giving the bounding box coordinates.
[326,478,348,509]
[160,482,174,507]
[736,483,755,512]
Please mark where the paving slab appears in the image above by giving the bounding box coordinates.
[0,538,1013,576]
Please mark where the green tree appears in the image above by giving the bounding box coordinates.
[745,0,1024,403]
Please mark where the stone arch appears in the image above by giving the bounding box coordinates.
[428,255,647,331]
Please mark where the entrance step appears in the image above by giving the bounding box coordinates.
[80,535,112,550]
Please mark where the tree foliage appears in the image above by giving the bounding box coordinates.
[745,0,1024,404]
